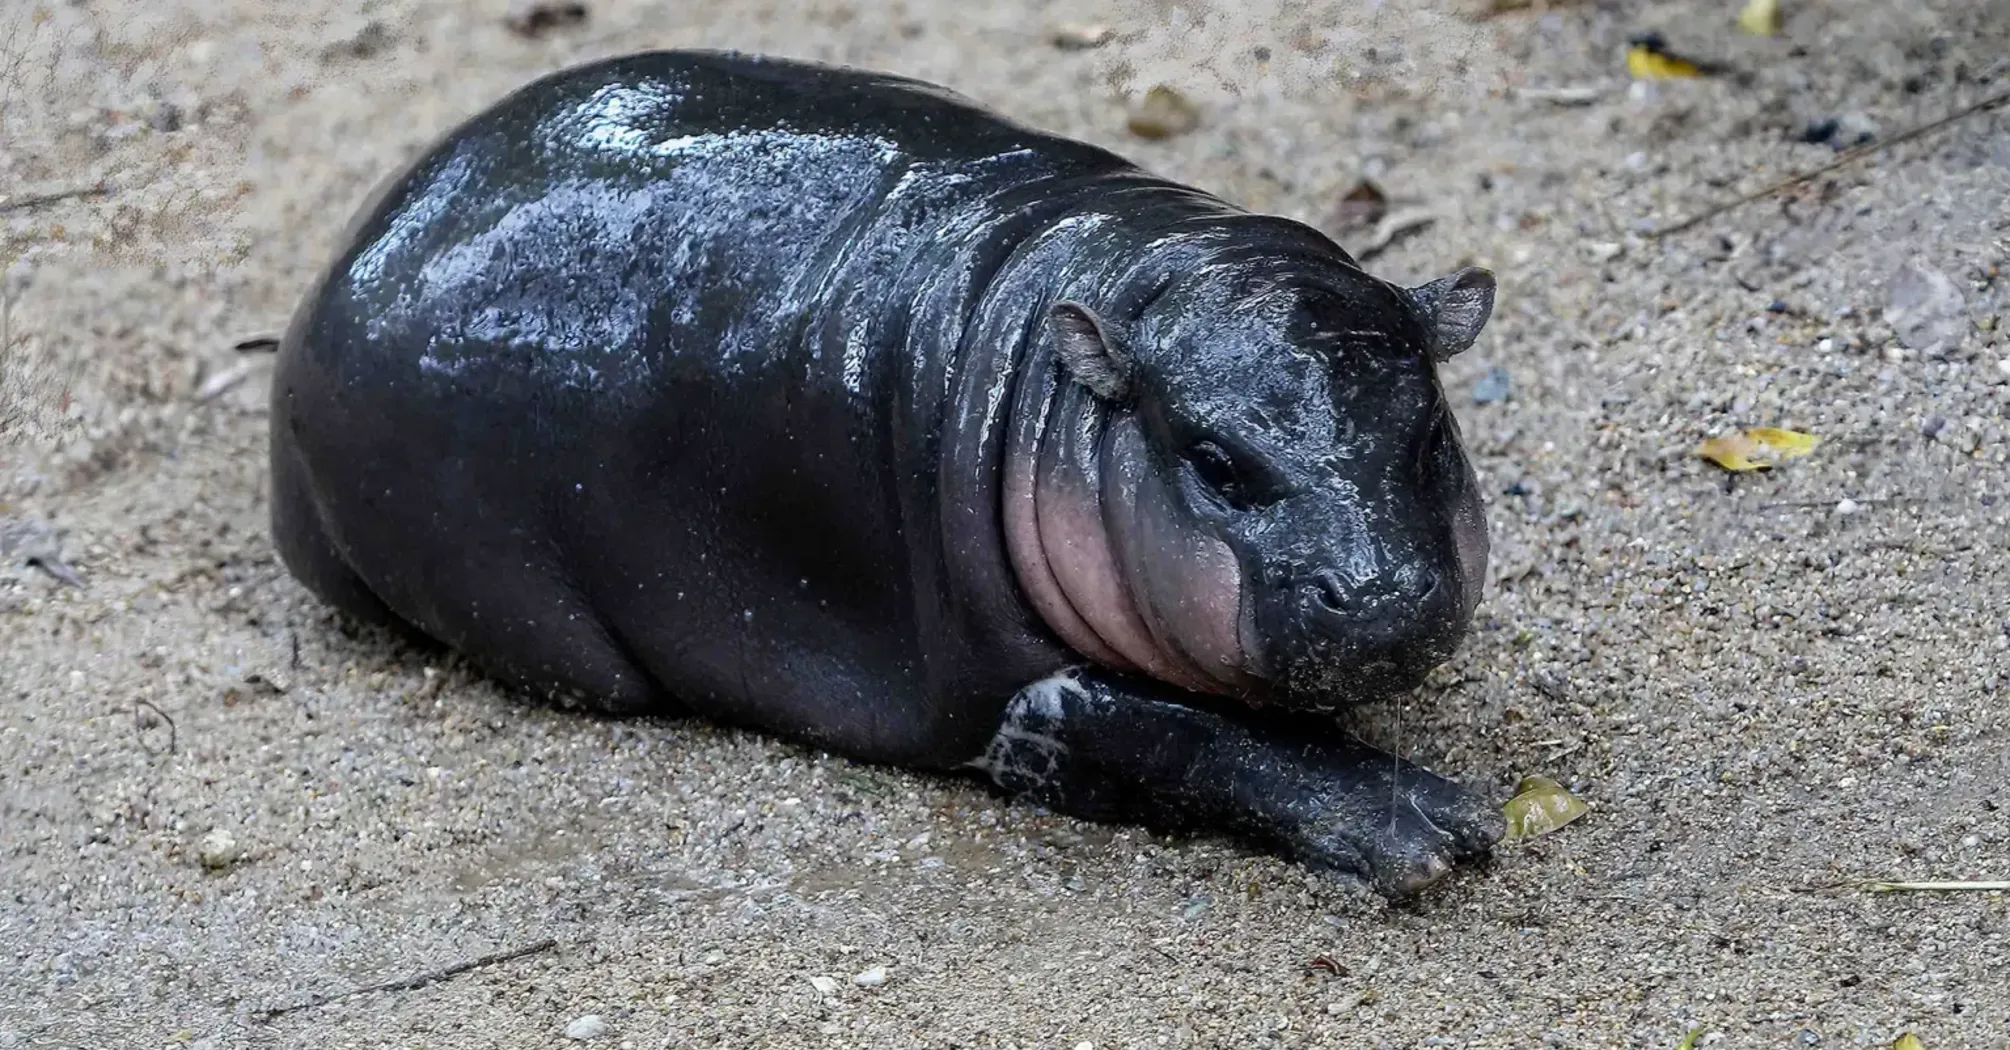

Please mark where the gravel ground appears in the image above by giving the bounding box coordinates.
[3,0,2008,1047]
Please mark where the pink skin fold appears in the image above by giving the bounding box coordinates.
[1001,382,1257,699]
[1000,401,1139,673]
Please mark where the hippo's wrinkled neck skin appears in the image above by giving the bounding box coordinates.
[989,209,1273,702]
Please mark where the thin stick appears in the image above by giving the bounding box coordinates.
[133,699,176,755]
[251,937,559,1021]
[1864,880,2010,893]
[0,182,109,215]
[1649,88,2010,238]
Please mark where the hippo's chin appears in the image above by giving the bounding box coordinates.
[1261,637,1463,713]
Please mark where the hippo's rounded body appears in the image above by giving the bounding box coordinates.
[272,50,1505,897]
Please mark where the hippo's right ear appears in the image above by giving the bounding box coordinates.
[1047,301,1134,402]
[1406,266,1496,362]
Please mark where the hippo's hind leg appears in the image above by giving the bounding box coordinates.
[273,431,664,716]
[269,429,407,632]
[966,668,1503,899]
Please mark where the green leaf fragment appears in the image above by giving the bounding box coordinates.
[1503,775,1590,840]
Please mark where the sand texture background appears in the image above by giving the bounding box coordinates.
[3,0,2008,1046]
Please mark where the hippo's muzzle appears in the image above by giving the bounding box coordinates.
[1256,551,1474,710]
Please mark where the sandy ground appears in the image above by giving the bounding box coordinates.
[4,0,2009,1047]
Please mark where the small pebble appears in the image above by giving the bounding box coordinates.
[852,965,888,987]
[197,829,241,870]
[1885,258,1967,352]
[1471,367,1512,405]
[1921,415,1948,439]
[1835,499,1862,516]
[564,1014,607,1041]
[808,974,839,995]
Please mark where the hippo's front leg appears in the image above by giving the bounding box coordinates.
[967,667,1503,898]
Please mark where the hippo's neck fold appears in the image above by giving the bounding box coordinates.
[957,186,1279,699]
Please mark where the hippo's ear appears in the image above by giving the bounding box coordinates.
[1047,301,1134,402]
[1406,266,1496,362]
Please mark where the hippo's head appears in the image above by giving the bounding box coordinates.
[1004,254,1495,712]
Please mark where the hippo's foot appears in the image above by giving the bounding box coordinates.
[965,667,1502,899]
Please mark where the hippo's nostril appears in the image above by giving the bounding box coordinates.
[1311,570,1350,614]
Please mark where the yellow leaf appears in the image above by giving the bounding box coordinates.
[1676,1028,1705,1050]
[1697,433,1763,471]
[1744,427,1819,457]
[1894,1034,1925,1050]
[1503,775,1590,840]
[1697,427,1820,472]
[1737,0,1781,35]
[1628,45,1705,80]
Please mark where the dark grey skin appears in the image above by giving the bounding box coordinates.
[269,49,1504,898]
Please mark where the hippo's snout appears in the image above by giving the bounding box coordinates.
[1272,560,1469,706]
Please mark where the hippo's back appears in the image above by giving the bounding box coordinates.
[269,50,1144,756]
[294,50,1124,393]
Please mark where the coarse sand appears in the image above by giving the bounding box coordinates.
[3,0,2008,1047]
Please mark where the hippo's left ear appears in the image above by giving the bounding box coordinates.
[1405,266,1496,362]
[1047,301,1134,402]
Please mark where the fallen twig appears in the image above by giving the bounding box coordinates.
[1650,88,2010,238]
[0,183,110,215]
[133,699,176,755]
[251,937,560,1021]
[1864,880,2010,894]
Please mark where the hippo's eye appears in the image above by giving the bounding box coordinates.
[1184,440,1252,510]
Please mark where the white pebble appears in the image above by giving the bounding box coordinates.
[809,975,839,995]
[1997,358,2010,377]
[852,965,888,987]
[1835,499,1861,516]
[564,1014,608,1040]
[197,829,241,870]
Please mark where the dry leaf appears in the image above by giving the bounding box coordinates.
[1127,86,1200,140]
[1331,179,1389,235]
[1737,0,1781,35]
[505,0,588,37]
[1051,24,1115,50]
[1626,34,1710,79]
[1697,427,1820,472]
[1503,775,1590,840]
